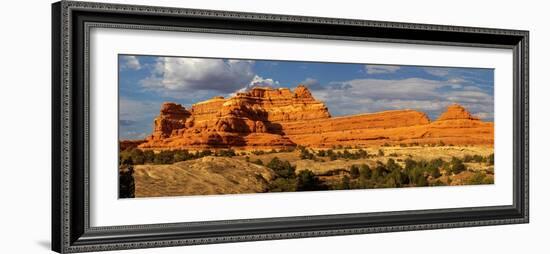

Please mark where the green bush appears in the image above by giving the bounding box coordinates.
[450,157,467,174]
[300,148,316,160]
[173,149,193,162]
[216,149,236,157]
[350,165,360,179]
[268,178,297,192]
[198,149,213,157]
[296,170,324,191]
[340,175,351,190]
[466,172,493,185]
[373,161,389,179]
[267,157,296,179]
[359,164,372,179]
[154,150,175,164]
[487,153,494,165]
[317,150,326,157]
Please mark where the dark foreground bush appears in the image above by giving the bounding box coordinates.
[296,170,325,191]
[119,166,135,198]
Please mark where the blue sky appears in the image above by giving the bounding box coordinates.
[119,55,494,140]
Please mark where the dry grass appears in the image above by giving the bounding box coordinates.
[133,156,275,197]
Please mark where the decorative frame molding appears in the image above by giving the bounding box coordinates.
[52,1,529,253]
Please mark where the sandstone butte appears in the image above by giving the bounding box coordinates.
[133,85,494,150]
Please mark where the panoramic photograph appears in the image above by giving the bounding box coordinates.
[118,54,495,198]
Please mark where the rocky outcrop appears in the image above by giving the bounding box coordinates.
[139,85,329,149]
[135,86,493,149]
[436,104,479,121]
[149,102,191,140]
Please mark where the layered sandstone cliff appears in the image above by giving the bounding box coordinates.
[136,86,493,150]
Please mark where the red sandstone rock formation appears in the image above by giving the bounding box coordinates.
[437,104,479,121]
[135,86,493,150]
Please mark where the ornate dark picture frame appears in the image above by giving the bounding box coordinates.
[52,1,529,253]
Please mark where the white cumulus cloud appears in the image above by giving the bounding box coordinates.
[311,77,493,120]
[365,65,400,74]
[140,57,256,97]
[121,55,141,70]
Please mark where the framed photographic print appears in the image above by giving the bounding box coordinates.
[52,1,529,253]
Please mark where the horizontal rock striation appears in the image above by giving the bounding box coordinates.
[135,85,493,150]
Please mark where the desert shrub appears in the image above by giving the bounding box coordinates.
[153,150,174,164]
[119,166,135,198]
[429,166,442,179]
[252,159,264,165]
[143,150,155,164]
[378,149,385,156]
[198,149,213,157]
[386,158,401,171]
[472,154,484,163]
[267,157,296,179]
[350,165,360,179]
[296,170,324,191]
[339,175,351,190]
[268,178,296,192]
[357,149,368,158]
[216,149,236,157]
[300,148,316,160]
[404,158,416,171]
[466,172,493,185]
[342,149,352,159]
[119,152,133,166]
[386,168,407,187]
[359,164,372,179]
[404,165,426,187]
[450,157,467,174]
[373,161,389,179]
[429,158,444,169]
[130,149,145,164]
[426,158,443,178]
[320,168,346,176]
[279,146,296,153]
[321,148,367,160]
[173,149,192,162]
[415,173,429,187]
[251,150,265,155]
[120,148,145,165]
[487,153,494,165]
[317,150,326,157]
